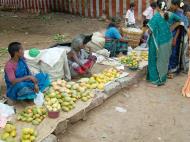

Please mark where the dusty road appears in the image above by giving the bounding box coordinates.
[0,11,106,93]
[1,11,190,142]
[58,74,190,142]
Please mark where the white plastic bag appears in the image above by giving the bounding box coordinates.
[34,92,44,106]
[0,103,15,117]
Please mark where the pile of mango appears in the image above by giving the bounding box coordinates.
[79,68,121,91]
[21,128,37,142]
[140,51,148,61]
[44,96,61,112]
[119,51,140,69]
[17,106,47,125]
[44,91,75,112]
[1,123,16,142]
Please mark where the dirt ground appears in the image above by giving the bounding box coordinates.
[1,11,190,142]
[0,11,106,93]
[58,75,190,142]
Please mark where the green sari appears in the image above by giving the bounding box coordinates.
[147,12,173,85]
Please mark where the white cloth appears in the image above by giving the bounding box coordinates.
[143,6,154,20]
[40,47,66,67]
[125,9,135,25]
[25,47,71,81]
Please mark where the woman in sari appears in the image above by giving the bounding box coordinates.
[182,5,190,97]
[168,0,189,78]
[104,17,128,57]
[147,0,181,86]
[4,42,50,100]
[67,34,97,79]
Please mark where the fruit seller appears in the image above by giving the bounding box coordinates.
[104,17,128,57]
[67,34,97,79]
[4,42,50,100]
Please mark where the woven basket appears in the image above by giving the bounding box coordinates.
[122,28,143,48]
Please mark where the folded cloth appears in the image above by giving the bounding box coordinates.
[40,47,65,67]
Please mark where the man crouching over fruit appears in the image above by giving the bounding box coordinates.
[4,42,50,100]
[67,34,97,79]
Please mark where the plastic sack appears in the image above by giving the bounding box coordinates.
[34,92,44,107]
[0,103,15,117]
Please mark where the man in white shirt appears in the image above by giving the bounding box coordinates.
[125,3,136,27]
[143,2,157,20]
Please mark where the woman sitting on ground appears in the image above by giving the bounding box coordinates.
[67,34,97,79]
[4,42,50,101]
[104,17,128,57]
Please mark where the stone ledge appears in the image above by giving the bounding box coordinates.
[41,67,147,142]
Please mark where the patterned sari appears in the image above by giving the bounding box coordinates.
[168,10,189,73]
[104,38,128,57]
[147,12,173,85]
[4,58,50,100]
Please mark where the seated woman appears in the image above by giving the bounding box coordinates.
[67,34,97,79]
[139,19,149,47]
[4,42,50,101]
[104,17,128,57]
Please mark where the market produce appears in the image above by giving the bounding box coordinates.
[21,128,37,142]
[79,68,121,91]
[119,51,140,69]
[1,123,16,142]
[17,106,47,125]
[44,95,61,112]
[45,90,76,112]
[140,51,148,61]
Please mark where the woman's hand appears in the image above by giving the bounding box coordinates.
[34,84,39,93]
[172,38,177,46]
[29,76,38,84]
[170,22,180,31]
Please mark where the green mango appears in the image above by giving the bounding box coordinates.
[62,102,70,106]
[32,120,39,125]
[64,97,71,102]
[62,106,70,112]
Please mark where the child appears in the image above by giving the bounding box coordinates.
[139,19,149,47]
[143,2,157,20]
[125,3,136,27]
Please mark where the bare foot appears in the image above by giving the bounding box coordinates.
[168,73,174,79]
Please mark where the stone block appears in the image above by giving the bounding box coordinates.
[41,134,57,142]
[86,91,105,112]
[69,109,86,124]
[53,120,68,135]
[103,81,121,99]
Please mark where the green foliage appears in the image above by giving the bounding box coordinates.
[53,34,65,43]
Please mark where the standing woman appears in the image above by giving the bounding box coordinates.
[168,0,189,78]
[182,5,190,97]
[147,0,179,86]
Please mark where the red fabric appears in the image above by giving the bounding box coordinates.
[74,59,94,74]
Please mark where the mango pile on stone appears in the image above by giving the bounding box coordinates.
[0,123,16,142]
[45,91,75,112]
[140,51,148,61]
[45,80,94,111]
[21,128,37,142]
[17,106,47,125]
[79,68,121,91]
[44,94,61,112]
[119,52,140,69]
